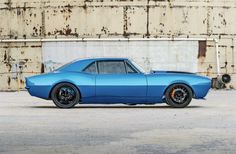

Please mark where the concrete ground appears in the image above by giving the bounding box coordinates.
[0,90,236,154]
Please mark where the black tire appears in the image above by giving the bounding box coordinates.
[125,103,137,106]
[165,84,193,108]
[51,83,80,108]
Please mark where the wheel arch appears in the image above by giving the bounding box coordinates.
[163,82,195,98]
[48,81,81,100]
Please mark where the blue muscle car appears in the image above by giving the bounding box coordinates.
[26,58,211,108]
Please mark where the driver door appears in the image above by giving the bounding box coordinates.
[95,60,147,103]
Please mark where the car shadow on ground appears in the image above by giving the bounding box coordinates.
[29,105,203,109]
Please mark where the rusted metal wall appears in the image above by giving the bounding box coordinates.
[0,0,236,90]
[0,42,42,90]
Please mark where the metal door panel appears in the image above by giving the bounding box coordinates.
[95,74,147,97]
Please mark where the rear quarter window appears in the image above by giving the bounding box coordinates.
[83,62,97,74]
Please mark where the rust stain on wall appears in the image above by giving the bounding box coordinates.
[123,6,129,37]
[198,41,207,58]
[53,25,78,37]
[7,76,11,87]
[41,63,45,73]
[146,0,150,38]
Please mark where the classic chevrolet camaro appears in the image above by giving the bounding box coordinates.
[26,58,211,108]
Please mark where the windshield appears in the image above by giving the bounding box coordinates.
[130,60,146,73]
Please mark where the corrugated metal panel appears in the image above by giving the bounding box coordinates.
[42,41,198,73]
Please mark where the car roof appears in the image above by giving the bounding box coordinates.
[78,57,129,62]
[57,58,130,72]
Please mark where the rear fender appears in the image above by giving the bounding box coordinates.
[48,81,81,99]
[48,80,80,99]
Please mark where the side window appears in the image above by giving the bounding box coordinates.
[98,61,126,74]
[126,62,138,74]
[83,62,97,74]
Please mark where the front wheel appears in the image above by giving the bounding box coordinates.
[51,83,80,108]
[165,84,193,108]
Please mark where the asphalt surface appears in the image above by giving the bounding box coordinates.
[0,90,236,154]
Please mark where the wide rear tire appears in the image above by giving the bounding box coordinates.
[51,83,80,108]
[165,84,193,108]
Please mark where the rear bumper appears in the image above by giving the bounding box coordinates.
[25,77,51,99]
[26,85,51,99]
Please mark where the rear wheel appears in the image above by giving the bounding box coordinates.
[165,84,193,108]
[51,83,80,108]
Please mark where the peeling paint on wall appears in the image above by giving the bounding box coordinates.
[0,42,42,90]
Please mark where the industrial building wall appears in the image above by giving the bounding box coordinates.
[0,0,236,90]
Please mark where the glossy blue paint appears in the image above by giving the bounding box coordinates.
[26,58,211,104]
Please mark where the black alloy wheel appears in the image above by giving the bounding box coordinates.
[165,84,193,108]
[51,83,80,108]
